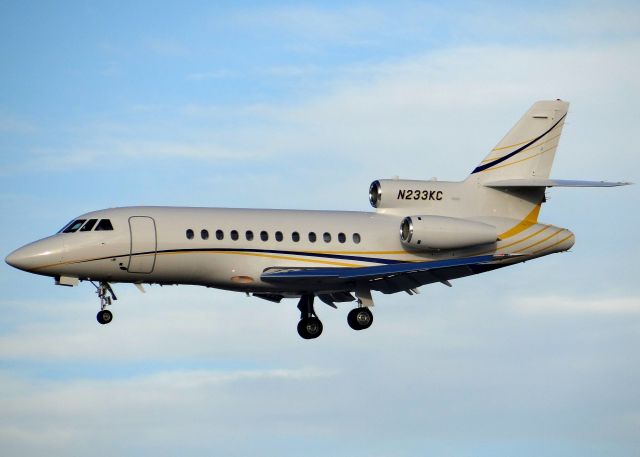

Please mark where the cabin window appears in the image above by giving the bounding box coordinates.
[308,232,317,243]
[260,231,269,241]
[63,219,86,233]
[201,229,209,240]
[216,229,224,240]
[353,233,361,244]
[323,232,331,243]
[95,219,114,231]
[246,230,254,241]
[292,231,300,242]
[338,232,346,243]
[230,230,239,241]
[80,219,98,232]
[186,229,194,240]
[275,231,283,242]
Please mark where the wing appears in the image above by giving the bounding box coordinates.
[261,254,513,294]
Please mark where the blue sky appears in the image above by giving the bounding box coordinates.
[1,1,639,456]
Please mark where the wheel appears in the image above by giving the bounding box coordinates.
[297,317,323,339]
[347,307,373,331]
[97,309,113,325]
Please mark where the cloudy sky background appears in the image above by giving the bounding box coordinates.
[1,1,639,456]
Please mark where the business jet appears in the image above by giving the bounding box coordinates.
[5,100,629,339]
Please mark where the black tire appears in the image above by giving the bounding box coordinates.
[97,309,113,325]
[297,317,323,339]
[347,307,373,331]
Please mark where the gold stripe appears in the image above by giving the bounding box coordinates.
[300,250,407,255]
[481,131,562,164]
[161,250,363,267]
[477,224,550,255]
[479,143,558,173]
[532,233,574,255]
[33,249,390,271]
[491,137,535,152]
[500,225,550,250]
[514,228,565,253]
[498,204,541,240]
[31,256,111,271]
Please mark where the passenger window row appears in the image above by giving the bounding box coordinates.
[186,229,361,244]
[60,218,114,233]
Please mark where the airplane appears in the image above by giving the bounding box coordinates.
[5,100,630,339]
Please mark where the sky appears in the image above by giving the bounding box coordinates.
[0,1,639,456]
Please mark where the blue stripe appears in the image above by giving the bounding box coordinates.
[471,113,566,174]
[69,248,410,266]
[153,248,407,265]
[262,255,496,281]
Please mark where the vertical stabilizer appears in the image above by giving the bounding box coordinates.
[467,100,569,224]
[470,100,569,182]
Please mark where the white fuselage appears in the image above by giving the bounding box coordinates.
[7,205,574,295]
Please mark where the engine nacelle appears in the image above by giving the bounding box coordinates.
[400,215,497,250]
[369,179,455,209]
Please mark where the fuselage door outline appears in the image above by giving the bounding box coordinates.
[127,216,157,274]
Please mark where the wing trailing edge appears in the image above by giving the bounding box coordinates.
[260,254,524,294]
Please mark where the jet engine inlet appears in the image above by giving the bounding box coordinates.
[369,180,382,208]
[399,215,497,250]
[400,217,413,242]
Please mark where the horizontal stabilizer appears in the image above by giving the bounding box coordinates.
[483,178,631,188]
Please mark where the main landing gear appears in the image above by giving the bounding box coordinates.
[347,307,373,331]
[93,281,117,325]
[297,295,323,339]
[295,291,375,339]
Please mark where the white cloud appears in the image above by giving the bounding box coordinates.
[11,39,640,185]
[1,286,640,456]
[514,295,640,315]
[2,3,639,455]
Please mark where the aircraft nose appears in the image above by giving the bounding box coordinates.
[5,237,64,272]
[5,249,25,269]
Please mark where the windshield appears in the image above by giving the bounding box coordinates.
[62,219,87,233]
[58,217,114,233]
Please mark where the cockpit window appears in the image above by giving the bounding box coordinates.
[80,219,98,232]
[95,219,114,231]
[58,220,75,233]
[63,219,87,233]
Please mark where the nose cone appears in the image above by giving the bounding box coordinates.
[5,237,64,273]
[5,249,24,269]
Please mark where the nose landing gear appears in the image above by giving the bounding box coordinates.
[92,281,117,325]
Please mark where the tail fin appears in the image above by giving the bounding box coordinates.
[470,100,569,182]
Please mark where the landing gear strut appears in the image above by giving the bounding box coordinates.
[297,295,323,339]
[92,281,117,325]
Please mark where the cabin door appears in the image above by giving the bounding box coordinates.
[128,216,157,274]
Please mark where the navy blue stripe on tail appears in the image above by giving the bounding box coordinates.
[471,113,566,174]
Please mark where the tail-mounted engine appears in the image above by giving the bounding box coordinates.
[400,215,497,250]
[369,179,455,209]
